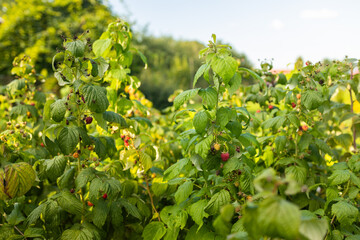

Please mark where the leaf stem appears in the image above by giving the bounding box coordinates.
[14,225,26,239]
[349,66,357,151]
[144,175,161,221]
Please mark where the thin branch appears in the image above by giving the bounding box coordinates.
[144,175,161,221]
[14,225,26,239]
[349,66,357,151]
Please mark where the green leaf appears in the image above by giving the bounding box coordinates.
[329,170,351,186]
[175,181,193,204]
[211,55,237,82]
[223,157,242,175]
[204,190,231,215]
[198,87,217,109]
[0,162,36,200]
[6,203,25,225]
[185,225,217,240]
[332,200,358,225]
[93,112,107,131]
[258,197,301,240]
[193,111,208,134]
[262,116,286,129]
[301,90,323,110]
[334,134,352,149]
[193,63,209,87]
[103,111,127,127]
[50,99,66,122]
[285,165,308,184]
[25,204,45,227]
[142,222,167,240]
[93,39,112,57]
[140,151,152,172]
[93,57,109,78]
[299,215,328,240]
[57,167,75,190]
[44,155,67,182]
[57,191,84,216]
[174,88,200,109]
[24,227,45,238]
[188,199,208,229]
[298,133,313,152]
[65,40,85,57]
[216,107,232,127]
[287,113,300,128]
[275,136,286,153]
[238,67,267,92]
[119,199,142,219]
[278,73,287,84]
[90,59,99,77]
[57,126,79,155]
[227,72,242,96]
[151,179,168,197]
[164,158,190,180]
[92,198,110,228]
[315,139,332,155]
[75,168,96,191]
[82,84,109,113]
[195,135,213,159]
[43,100,55,122]
[60,223,97,240]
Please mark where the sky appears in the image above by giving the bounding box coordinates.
[109,0,360,70]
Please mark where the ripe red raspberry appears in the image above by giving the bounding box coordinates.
[256,110,261,113]
[102,193,108,200]
[291,102,296,108]
[268,105,274,110]
[221,152,230,162]
[85,116,93,124]
[40,143,45,147]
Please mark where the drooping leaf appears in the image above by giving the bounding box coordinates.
[174,88,200,109]
[50,99,66,122]
[0,162,36,200]
[193,111,208,134]
[65,40,86,57]
[57,126,79,155]
[204,190,231,215]
[82,84,109,113]
[175,181,193,204]
[142,222,167,240]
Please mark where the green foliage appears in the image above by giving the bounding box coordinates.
[2,18,360,240]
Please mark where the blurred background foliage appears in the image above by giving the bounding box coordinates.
[0,0,252,109]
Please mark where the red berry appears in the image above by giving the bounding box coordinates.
[124,140,129,147]
[268,105,274,110]
[70,189,75,193]
[256,110,261,113]
[221,152,230,162]
[291,102,296,108]
[40,143,45,147]
[121,135,125,139]
[85,116,93,124]
[87,201,94,207]
[102,193,108,199]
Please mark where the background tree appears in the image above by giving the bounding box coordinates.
[0,0,115,84]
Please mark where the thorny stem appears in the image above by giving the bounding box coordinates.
[144,175,161,221]
[349,66,357,151]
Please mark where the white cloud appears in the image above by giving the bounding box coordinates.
[300,9,339,19]
[271,19,284,30]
